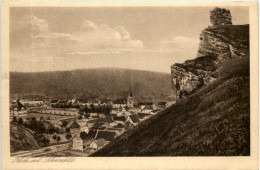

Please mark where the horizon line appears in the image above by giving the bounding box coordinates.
[10,67,171,74]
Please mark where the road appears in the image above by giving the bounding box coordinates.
[11,143,70,157]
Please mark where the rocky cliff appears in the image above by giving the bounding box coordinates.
[171,7,249,99]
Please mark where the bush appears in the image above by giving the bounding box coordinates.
[11,117,17,124]
[65,133,72,141]
[80,131,88,140]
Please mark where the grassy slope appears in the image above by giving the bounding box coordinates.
[92,56,250,156]
[10,124,40,153]
[10,68,174,102]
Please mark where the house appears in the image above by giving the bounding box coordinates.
[113,123,124,128]
[50,100,59,107]
[146,102,156,110]
[129,114,140,125]
[89,138,109,150]
[111,109,119,115]
[10,99,27,118]
[112,99,127,109]
[56,120,63,127]
[100,99,113,106]
[141,105,154,113]
[113,116,127,123]
[137,113,152,121]
[72,135,93,151]
[81,99,90,106]
[20,100,44,107]
[117,110,129,117]
[43,98,52,105]
[89,113,99,118]
[91,121,109,130]
[109,122,118,127]
[72,99,81,106]
[57,100,67,106]
[87,130,98,139]
[99,117,114,123]
[80,126,90,134]
[66,120,80,134]
[107,127,125,135]
[137,102,146,110]
[93,99,101,106]
[166,101,176,107]
[72,136,84,151]
[157,102,168,110]
[123,111,132,116]
[95,130,117,141]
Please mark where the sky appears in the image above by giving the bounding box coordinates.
[10,6,249,73]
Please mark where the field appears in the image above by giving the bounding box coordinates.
[26,113,71,120]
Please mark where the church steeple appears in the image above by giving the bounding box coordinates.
[127,86,134,107]
[128,86,133,97]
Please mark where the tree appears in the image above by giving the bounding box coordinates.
[61,120,69,127]
[42,137,50,146]
[84,113,90,119]
[65,133,72,141]
[11,116,17,124]
[54,127,60,133]
[80,131,88,140]
[37,121,46,134]
[18,117,24,125]
[52,135,57,142]
[78,115,83,120]
[56,136,61,143]
[47,125,55,135]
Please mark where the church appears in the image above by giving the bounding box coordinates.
[127,87,134,107]
[112,87,134,109]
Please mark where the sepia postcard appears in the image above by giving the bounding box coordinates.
[1,1,259,170]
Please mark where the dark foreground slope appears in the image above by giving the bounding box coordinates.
[92,56,249,156]
[10,68,174,102]
[10,124,40,153]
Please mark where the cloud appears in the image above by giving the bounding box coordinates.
[32,33,81,53]
[74,21,144,53]
[80,21,97,31]
[13,15,49,36]
[11,16,144,57]
[10,15,49,51]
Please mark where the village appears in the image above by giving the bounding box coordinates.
[9,88,175,156]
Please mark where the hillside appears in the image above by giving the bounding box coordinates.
[10,124,40,153]
[92,55,250,156]
[10,68,174,102]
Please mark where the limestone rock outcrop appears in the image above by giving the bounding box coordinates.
[171,7,249,99]
[210,7,232,27]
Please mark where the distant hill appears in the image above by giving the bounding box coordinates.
[92,55,250,156]
[10,68,174,102]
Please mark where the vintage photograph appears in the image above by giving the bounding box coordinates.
[3,2,257,164]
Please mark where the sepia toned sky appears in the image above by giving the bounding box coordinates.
[10,6,249,73]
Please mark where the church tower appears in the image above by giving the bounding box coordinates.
[127,86,134,107]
